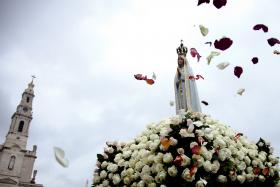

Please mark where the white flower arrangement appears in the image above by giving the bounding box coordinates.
[92,112,280,186]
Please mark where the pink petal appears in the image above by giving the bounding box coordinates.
[253,24,268,33]
[214,37,233,51]
[213,0,227,9]
[234,66,243,78]
[190,48,202,62]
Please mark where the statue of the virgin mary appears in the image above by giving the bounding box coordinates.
[174,41,201,114]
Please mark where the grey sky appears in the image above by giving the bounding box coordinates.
[0,0,279,186]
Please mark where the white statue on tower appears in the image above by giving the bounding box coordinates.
[174,41,201,114]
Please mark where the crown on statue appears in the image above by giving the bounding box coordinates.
[176,40,188,57]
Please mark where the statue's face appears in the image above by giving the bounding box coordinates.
[178,57,184,67]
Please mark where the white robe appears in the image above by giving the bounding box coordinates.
[174,59,201,114]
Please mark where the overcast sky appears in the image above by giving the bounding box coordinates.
[0,0,279,186]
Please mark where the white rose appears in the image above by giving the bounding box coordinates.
[157,171,167,182]
[237,175,245,184]
[137,180,145,187]
[195,180,205,187]
[101,161,108,169]
[246,173,254,182]
[182,168,195,182]
[123,176,131,185]
[203,160,212,172]
[168,165,178,177]
[181,155,191,166]
[135,161,145,172]
[211,160,220,173]
[112,174,121,185]
[217,175,227,183]
[102,179,109,186]
[93,175,101,184]
[147,183,157,187]
[100,170,107,179]
[107,163,118,173]
[163,153,173,163]
[170,137,178,146]
[258,175,266,182]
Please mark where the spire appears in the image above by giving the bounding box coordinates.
[24,75,35,96]
[4,79,36,149]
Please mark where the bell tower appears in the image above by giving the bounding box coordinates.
[4,78,35,150]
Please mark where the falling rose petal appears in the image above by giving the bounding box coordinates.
[54,146,69,168]
[169,101,175,106]
[214,37,233,51]
[273,50,280,55]
[216,62,230,70]
[152,72,156,80]
[189,75,196,80]
[201,101,208,105]
[134,74,143,80]
[267,37,280,46]
[190,48,202,62]
[253,24,268,33]
[146,79,155,85]
[234,66,243,78]
[206,51,220,65]
[190,48,197,57]
[195,75,204,80]
[205,41,212,47]
[213,0,227,9]
[197,0,210,6]
[199,25,209,36]
[237,88,245,96]
[251,57,258,64]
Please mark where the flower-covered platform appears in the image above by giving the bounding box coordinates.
[92,112,280,187]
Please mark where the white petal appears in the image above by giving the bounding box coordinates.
[216,62,230,70]
[54,146,69,167]
[199,25,209,37]
[169,101,174,106]
[237,88,245,95]
[152,72,156,80]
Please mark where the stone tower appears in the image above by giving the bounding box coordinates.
[0,79,43,187]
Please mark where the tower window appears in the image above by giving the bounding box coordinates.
[8,155,16,170]
[27,97,30,103]
[18,121,24,132]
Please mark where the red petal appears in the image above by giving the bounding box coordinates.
[134,74,143,80]
[262,167,269,176]
[252,57,258,64]
[253,167,261,175]
[146,79,155,85]
[213,0,227,9]
[267,37,280,47]
[198,0,210,6]
[173,155,183,166]
[189,76,195,80]
[253,24,268,33]
[191,145,201,155]
[234,66,243,78]
[196,75,204,80]
[190,48,202,62]
[214,37,233,51]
